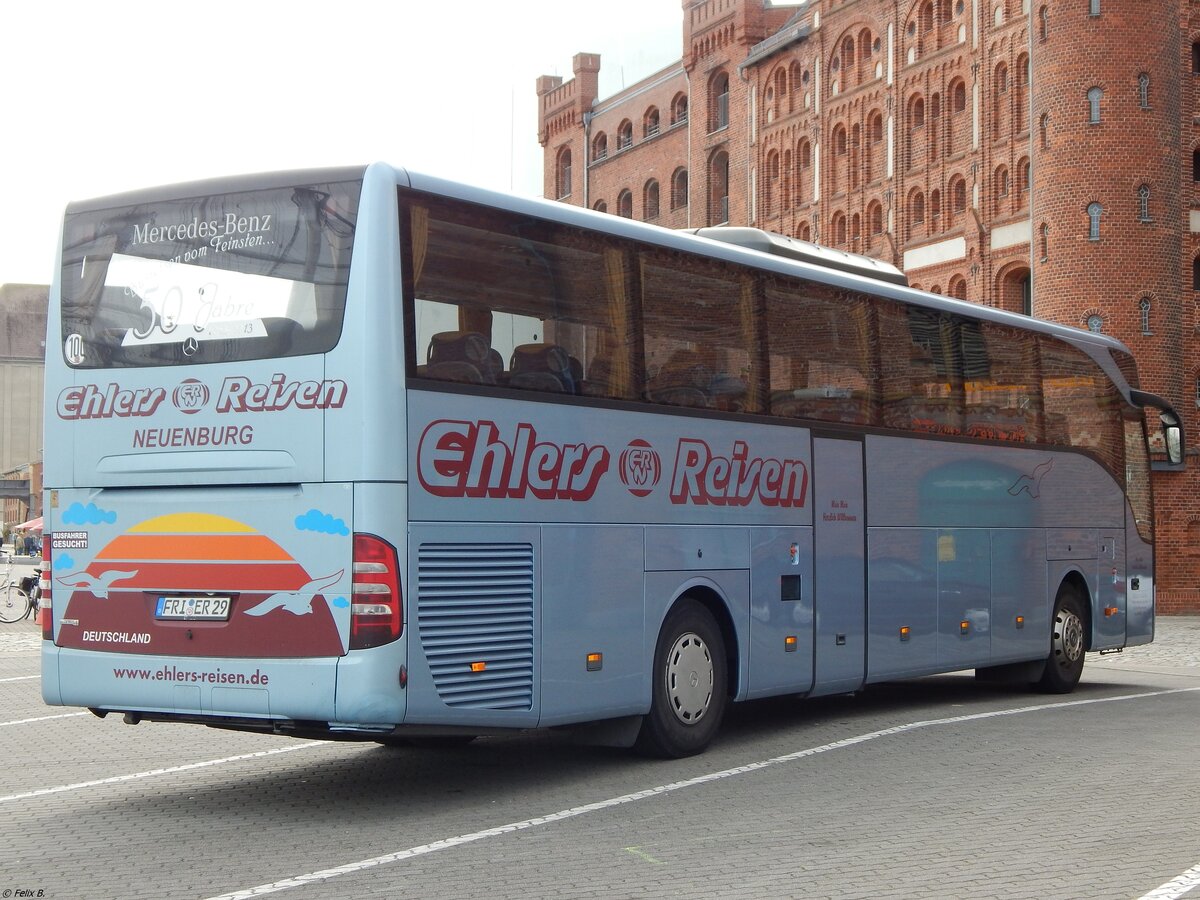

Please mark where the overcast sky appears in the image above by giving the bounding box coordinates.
[0,0,682,288]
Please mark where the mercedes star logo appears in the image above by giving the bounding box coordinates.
[182,337,199,357]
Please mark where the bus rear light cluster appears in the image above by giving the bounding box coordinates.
[40,542,52,641]
[349,533,402,651]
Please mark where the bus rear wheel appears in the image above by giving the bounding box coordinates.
[635,600,728,759]
[1037,586,1086,693]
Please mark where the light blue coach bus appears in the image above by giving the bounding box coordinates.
[40,163,1182,756]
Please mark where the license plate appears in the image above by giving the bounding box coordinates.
[155,595,231,621]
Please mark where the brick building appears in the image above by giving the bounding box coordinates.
[538,0,1200,610]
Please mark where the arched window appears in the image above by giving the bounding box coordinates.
[1087,87,1103,124]
[644,180,660,219]
[952,80,967,113]
[833,212,847,245]
[671,93,689,126]
[834,125,848,155]
[1138,73,1151,109]
[592,132,608,160]
[949,275,967,299]
[1087,202,1102,240]
[952,177,967,213]
[851,213,861,245]
[1040,112,1050,149]
[1086,314,1103,334]
[1139,297,1152,335]
[910,96,925,127]
[868,201,884,236]
[555,147,572,199]
[617,120,633,150]
[764,151,780,217]
[800,139,812,167]
[644,107,660,137]
[1039,5,1049,41]
[911,190,926,227]
[1138,185,1151,222]
[995,166,1010,214]
[709,150,730,224]
[671,167,689,210]
[1040,222,1049,260]
[618,189,633,218]
[710,71,730,132]
[593,200,608,214]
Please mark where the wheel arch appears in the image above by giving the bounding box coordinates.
[663,583,741,700]
[1058,569,1094,652]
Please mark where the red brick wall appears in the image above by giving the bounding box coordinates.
[539,0,1200,610]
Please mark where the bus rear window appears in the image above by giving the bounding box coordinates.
[60,178,361,368]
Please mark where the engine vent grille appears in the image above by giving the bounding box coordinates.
[417,543,535,710]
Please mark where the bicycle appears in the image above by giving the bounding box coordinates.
[0,553,32,624]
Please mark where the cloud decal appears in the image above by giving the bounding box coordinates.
[330,596,350,609]
[55,553,76,570]
[62,502,117,525]
[295,509,349,536]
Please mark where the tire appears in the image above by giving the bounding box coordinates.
[635,600,729,758]
[1037,585,1087,693]
[0,585,29,624]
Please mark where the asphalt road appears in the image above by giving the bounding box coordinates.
[2,611,1199,900]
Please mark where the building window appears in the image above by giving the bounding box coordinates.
[555,147,572,200]
[593,200,608,214]
[1194,256,1200,290]
[644,180,660,220]
[1089,0,1100,14]
[1087,202,1102,240]
[671,93,689,126]
[592,133,608,161]
[1040,222,1049,260]
[1039,5,1049,41]
[952,178,967,213]
[618,189,633,218]
[1139,297,1152,335]
[710,71,730,132]
[617,120,633,151]
[1137,185,1151,222]
[1086,314,1103,333]
[671,167,689,210]
[1193,148,1200,182]
[644,107,661,138]
[1087,87,1102,124]
[1138,73,1150,109]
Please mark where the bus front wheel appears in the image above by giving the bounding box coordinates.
[1037,586,1087,693]
[635,600,728,758]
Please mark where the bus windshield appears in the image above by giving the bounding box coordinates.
[59,178,361,368]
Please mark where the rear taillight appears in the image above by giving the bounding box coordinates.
[349,533,402,650]
[40,541,52,641]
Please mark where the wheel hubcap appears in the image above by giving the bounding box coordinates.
[666,631,713,725]
[1053,609,1084,666]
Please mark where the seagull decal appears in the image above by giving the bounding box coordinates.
[242,570,345,617]
[56,569,140,599]
[1008,459,1054,499]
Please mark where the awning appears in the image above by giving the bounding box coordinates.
[14,516,42,531]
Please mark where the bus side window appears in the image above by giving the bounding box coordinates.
[509,343,577,393]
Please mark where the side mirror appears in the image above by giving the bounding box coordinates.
[1131,389,1186,471]
[1162,410,1184,467]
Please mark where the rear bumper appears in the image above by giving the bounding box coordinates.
[42,643,407,725]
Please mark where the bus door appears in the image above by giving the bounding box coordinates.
[810,435,867,697]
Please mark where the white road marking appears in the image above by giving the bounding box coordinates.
[0,741,329,804]
[205,686,1200,900]
[1139,862,1200,899]
[0,674,39,682]
[0,712,87,727]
